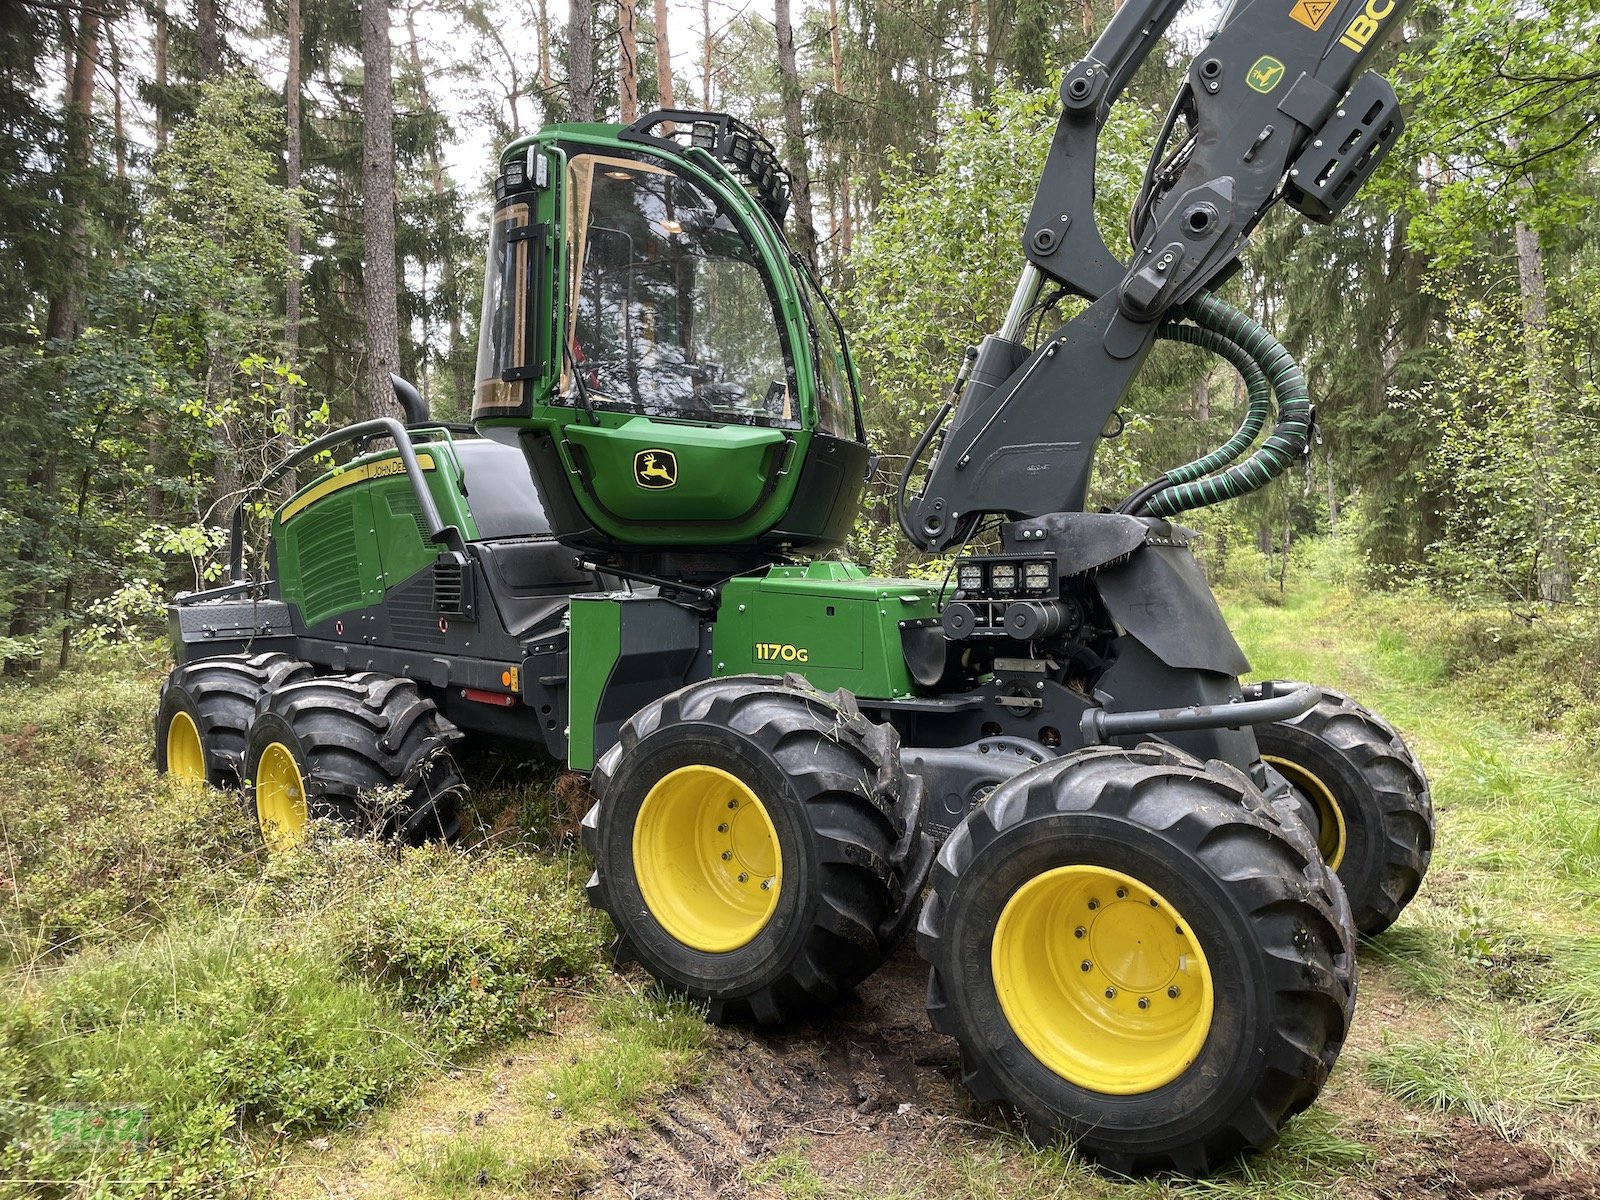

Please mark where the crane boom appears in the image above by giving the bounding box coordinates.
[902,0,1413,550]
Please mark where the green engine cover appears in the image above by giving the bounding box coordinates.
[273,441,476,628]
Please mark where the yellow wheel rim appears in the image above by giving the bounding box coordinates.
[1264,754,1347,870]
[256,741,309,853]
[632,765,782,953]
[992,865,1214,1095]
[165,711,206,786]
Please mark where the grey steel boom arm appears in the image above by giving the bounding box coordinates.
[902,0,1413,551]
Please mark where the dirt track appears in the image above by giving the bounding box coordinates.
[586,945,1600,1200]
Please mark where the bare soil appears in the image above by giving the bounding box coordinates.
[581,946,1600,1200]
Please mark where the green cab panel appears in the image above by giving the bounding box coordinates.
[562,417,787,526]
[712,562,942,700]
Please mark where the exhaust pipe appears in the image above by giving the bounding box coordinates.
[391,373,429,425]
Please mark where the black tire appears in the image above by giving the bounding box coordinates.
[242,672,465,850]
[155,653,313,785]
[1254,684,1433,936]
[582,674,933,1025]
[918,742,1354,1177]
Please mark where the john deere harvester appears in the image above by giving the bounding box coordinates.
[158,0,1436,1174]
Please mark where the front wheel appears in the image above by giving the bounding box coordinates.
[919,743,1354,1177]
[1255,684,1433,936]
[582,675,933,1025]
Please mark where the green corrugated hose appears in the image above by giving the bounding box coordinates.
[1134,290,1312,518]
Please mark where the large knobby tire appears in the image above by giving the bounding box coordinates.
[242,672,465,852]
[1255,684,1433,936]
[919,742,1355,1177]
[582,674,934,1025]
[155,653,313,786]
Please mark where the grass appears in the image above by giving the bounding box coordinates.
[2,572,1599,1197]
[536,986,711,1128]
[1224,581,1600,1166]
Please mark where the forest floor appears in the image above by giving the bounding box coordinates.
[3,581,1599,1199]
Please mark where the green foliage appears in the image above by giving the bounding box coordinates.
[0,662,260,960]
[1397,0,1600,265]
[260,836,606,1057]
[0,921,422,1198]
[1412,274,1600,606]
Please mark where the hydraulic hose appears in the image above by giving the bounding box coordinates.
[1137,290,1312,518]
[1115,318,1273,514]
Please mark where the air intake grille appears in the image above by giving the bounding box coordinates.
[293,505,364,626]
[434,561,465,613]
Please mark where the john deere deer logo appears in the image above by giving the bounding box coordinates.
[1247,55,1286,93]
[634,449,678,489]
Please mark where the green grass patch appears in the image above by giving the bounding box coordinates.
[262,834,607,1056]
[535,987,711,1129]
[1365,1010,1600,1140]
[0,918,423,1197]
[745,1146,835,1199]
[0,663,261,962]
[401,1128,574,1197]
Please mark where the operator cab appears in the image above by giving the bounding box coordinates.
[473,112,867,571]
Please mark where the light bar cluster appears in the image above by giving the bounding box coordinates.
[954,556,1056,599]
[624,110,793,224]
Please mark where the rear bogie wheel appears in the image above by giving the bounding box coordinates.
[243,672,465,852]
[582,675,933,1025]
[919,743,1354,1176]
[1255,685,1433,936]
[155,653,313,786]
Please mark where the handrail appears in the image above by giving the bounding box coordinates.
[1079,682,1319,745]
[229,418,466,583]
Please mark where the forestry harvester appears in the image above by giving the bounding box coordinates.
[157,0,1434,1174]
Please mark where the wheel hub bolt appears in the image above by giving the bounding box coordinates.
[1080,960,1092,972]
[727,799,739,809]
[761,879,772,890]
[1168,986,1180,998]
[1148,899,1159,908]
[717,823,729,833]
[737,872,749,883]
[721,851,733,861]
[1116,887,1127,899]
[1138,996,1150,1009]
[1104,987,1116,999]
[1074,926,1086,938]
[1087,899,1099,910]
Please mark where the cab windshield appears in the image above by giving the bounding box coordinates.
[564,151,798,427]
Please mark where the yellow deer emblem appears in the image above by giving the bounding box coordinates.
[634,449,678,489]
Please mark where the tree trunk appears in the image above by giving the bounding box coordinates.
[538,0,555,114]
[361,0,401,422]
[284,0,303,459]
[618,0,638,122]
[1514,206,1569,604]
[154,0,168,154]
[568,0,597,121]
[652,0,673,109]
[827,0,851,265]
[194,0,220,78]
[773,0,816,266]
[701,0,713,107]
